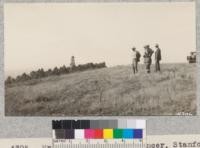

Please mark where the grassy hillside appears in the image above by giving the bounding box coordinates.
[5,63,196,116]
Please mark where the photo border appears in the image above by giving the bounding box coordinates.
[0,0,199,138]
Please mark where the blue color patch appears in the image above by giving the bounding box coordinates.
[122,129,134,139]
[134,129,143,139]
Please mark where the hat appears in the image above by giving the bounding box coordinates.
[132,46,136,50]
[144,45,149,48]
[155,44,159,47]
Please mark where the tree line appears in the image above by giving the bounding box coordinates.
[5,62,106,84]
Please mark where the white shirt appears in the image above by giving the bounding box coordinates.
[132,50,137,59]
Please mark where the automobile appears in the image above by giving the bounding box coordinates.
[187,51,196,63]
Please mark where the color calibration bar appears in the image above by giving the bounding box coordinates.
[52,119,146,140]
[52,119,146,148]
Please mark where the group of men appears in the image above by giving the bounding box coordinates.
[131,44,161,74]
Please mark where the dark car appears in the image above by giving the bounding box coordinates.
[187,52,196,63]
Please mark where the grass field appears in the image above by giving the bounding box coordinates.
[5,63,196,116]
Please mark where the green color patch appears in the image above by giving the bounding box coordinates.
[113,129,123,139]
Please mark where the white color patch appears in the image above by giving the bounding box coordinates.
[136,120,146,129]
[75,129,84,139]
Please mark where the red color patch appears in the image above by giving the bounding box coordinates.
[94,129,103,139]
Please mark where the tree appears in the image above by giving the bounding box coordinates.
[52,67,60,75]
[37,68,45,78]
[30,71,37,79]
[59,65,68,74]
[21,73,30,81]
[5,76,14,84]
[46,69,52,76]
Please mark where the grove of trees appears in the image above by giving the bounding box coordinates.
[5,62,106,84]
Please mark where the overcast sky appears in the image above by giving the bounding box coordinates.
[4,2,196,76]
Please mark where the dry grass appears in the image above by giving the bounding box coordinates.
[5,63,196,116]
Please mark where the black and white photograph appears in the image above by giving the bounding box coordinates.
[4,2,196,116]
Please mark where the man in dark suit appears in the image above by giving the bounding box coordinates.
[155,44,161,72]
[143,45,154,73]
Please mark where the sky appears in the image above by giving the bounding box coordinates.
[4,2,196,77]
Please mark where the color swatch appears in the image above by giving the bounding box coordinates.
[103,129,113,139]
[52,119,145,140]
[113,129,123,139]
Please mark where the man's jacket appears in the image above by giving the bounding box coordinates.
[155,48,161,61]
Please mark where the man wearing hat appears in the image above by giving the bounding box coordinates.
[143,45,154,73]
[131,47,141,74]
[155,44,162,72]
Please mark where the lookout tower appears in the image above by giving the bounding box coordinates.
[70,56,76,69]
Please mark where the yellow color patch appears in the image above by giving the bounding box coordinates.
[103,129,113,139]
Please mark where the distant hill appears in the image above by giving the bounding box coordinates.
[5,63,196,116]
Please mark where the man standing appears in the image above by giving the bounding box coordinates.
[131,47,140,74]
[143,45,154,73]
[155,44,161,72]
